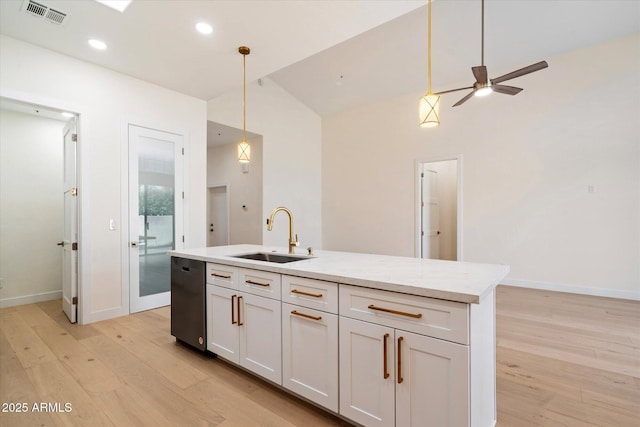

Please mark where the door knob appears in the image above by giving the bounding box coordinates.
[56,241,64,246]
[130,241,138,247]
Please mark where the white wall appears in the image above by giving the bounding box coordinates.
[207,138,263,245]
[208,77,322,251]
[323,34,640,298]
[0,109,64,306]
[0,35,207,323]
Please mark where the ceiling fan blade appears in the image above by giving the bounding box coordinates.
[491,61,548,84]
[452,91,475,107]
[472,66,488,84]
[492,84,523,95]
[434,86,474,96]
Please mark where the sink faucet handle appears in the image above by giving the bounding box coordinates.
[293,234,299,246]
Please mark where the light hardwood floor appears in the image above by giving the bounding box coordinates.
[0,285,638,426]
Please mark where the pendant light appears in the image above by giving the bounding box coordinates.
[419,0,441,128]
[237,46,251,163]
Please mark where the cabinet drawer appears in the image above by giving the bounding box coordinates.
[207,263,239,288]
[282,276,338,314]
[339,285,469,345]
[239,268,281,299]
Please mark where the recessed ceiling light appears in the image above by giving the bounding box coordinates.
[195,22,213,35]
[95,0,133,13]
[88,39,107,50]
[61,112,74,118]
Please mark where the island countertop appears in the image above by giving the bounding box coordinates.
[168,244,509,304]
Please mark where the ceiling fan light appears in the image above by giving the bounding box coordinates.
[475,86,493,97]
[419,93,441,128]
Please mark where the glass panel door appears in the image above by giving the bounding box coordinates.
[129,125,183,313]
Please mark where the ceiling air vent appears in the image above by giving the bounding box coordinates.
[21,0,70,26]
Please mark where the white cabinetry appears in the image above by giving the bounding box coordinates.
[206,263,282,384]
[339,285,471,427]
[339,316,395,426]
[281,276,339,412]
[201,259,495,427]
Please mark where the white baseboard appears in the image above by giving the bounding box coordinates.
[85,307,128,324]
[0,290,62,308]
[501,278,640,301]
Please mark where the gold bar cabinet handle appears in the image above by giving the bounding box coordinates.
[237,296,243,326]
[291,289,323,298]
[291,310,322,321]
[212,273,231,279]
[231,295,237,325]
[397,336,404,384]
[246,280,270,287]
[368,304,422,319]
[383,333,390,379]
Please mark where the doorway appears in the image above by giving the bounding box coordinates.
[417,157,462,261]
[208,185,229,246]
[0,97,79,320]
[127,124,184,313]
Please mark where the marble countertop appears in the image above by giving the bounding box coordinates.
[168,244,509,304]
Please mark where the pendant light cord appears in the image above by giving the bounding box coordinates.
[243,52,246,142]
[427,0,433,93]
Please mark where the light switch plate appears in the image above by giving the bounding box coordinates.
[109,219,117,230]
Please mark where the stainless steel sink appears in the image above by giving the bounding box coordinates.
[231,252,310,264]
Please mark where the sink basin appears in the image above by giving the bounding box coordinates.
[231,252,310,264]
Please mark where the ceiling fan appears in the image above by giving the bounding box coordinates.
[436,0,548,107]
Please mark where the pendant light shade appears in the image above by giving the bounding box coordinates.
[238,46,251,163]
[238,141,250,163]
[419,93,441,128]
[419,0,441,128]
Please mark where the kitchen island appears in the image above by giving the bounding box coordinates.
[169,244,509,427]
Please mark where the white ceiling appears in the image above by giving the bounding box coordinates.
[1,0,638,118]
[0,0,425,100]
[270,0,640,115]
[0,97,72,121]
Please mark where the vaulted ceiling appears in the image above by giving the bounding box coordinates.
[1,0,638,117]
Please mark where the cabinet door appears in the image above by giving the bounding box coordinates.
[395,330,469,427]
[282,303,338,412]
[238,292,282,384]
[339,317,395,427]
[206,284,239,363]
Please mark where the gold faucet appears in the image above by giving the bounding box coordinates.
[267,206,299,254]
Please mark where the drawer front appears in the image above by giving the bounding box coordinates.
[207,263,239,289]
[282,275,338,314]
[239,268,281,299]
[339,285,469,345]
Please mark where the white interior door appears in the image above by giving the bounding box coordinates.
[208,186,229,246]
[128,125,183,313]
[62,117,78,323]
[421,169,440,259]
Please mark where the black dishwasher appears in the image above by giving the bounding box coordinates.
[170,257,206,351]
